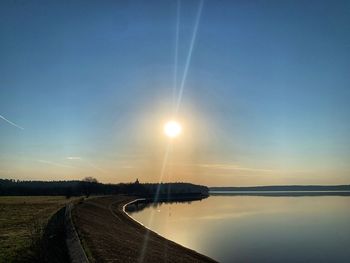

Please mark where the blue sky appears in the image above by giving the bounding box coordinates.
[0,0,349,186]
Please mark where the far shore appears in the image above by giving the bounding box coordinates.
[210,184,350,192]
[209,190,350,197]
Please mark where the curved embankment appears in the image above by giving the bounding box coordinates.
[66,203,89,263]
[73,196,216,263]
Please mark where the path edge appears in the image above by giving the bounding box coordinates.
[65,203,89,263]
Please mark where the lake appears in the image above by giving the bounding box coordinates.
[128,194,350,262]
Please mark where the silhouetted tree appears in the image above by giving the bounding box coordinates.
[83,177,98,183]
[81,177,99,197]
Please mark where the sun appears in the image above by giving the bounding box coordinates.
[164,120,182,138]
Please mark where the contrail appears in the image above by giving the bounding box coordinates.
[0,114,24,130]
[175,0,204,114]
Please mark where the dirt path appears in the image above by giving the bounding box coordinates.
[73,196,216,263]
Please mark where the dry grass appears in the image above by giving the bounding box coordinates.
[0,196,79,263]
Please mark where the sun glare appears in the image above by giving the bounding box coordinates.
[164,120,182,138]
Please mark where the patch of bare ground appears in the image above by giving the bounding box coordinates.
[73,196,216,263]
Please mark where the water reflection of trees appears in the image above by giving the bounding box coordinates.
[126,199,202,213]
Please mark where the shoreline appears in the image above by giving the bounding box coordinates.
[122,198,147,227]
[123,198,216,261]
[73,195,216,262]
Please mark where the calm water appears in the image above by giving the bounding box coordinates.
[128,194,350,262]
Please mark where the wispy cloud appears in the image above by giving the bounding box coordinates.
[169,162,278,174]
[37,159,75,168]
[0,114,24,130]
[66,156,109,174]
[66,156,82,160]
[196,163,276,173]
[169,162,309,175]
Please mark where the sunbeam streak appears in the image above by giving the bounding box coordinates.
[173,0,181,110]
[138,142,173,263]
[139,2,204,261]
[175,0,204,114]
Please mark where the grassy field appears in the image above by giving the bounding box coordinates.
[0,196,79,263]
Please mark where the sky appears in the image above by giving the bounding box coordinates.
[0,0,349,186]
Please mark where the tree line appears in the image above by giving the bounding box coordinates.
[0,178,209,198]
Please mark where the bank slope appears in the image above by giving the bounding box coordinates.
[73,196,216,263]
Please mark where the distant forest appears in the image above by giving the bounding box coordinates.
[210,185,350,191]
[0,178,209,198]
